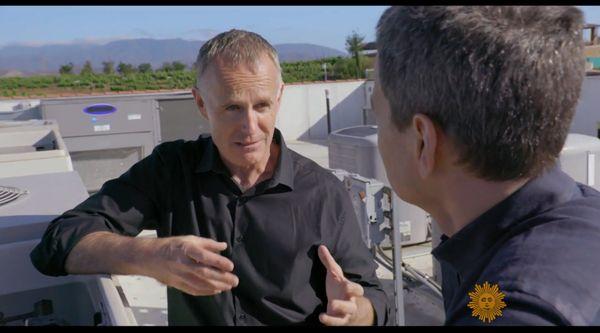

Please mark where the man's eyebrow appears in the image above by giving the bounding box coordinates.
[255,97,273,104]
[220,101,240,108]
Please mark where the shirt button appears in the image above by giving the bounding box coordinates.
[239,313,247,320]
[235,235,244,243]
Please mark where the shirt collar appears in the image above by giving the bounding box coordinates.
[194,128,294,191]
[431,164,579,277]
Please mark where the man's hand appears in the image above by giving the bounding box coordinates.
[146,235,239,296]
[317,245,375,326]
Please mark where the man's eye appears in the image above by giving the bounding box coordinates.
[256,103,268,109]
[226,105,240,111]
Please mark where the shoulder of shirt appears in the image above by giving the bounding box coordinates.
[287,148,347,192]
[150,137,207,168]
[573,182,600,207]
[477,205,600,325]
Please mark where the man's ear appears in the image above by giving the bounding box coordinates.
[276,82,285,104]
[192,87,209,120]
[412,114,438,179]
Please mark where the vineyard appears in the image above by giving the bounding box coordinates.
[0,56,373,98]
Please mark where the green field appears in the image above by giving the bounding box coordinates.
[0,56,373,98]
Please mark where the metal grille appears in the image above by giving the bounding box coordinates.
[0,186,28,207]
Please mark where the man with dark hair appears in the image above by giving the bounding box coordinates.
[373,6,600,325]
[30,29,390,326]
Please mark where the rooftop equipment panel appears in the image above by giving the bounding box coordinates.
[0,120,73,179]
[328,125,430,246]
[40,96,161,193]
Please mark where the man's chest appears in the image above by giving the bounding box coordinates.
[166,189,332,277]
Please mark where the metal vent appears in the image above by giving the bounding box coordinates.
[0,186,28,207]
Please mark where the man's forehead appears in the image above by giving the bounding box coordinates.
[210,53,276,73]
[200,70,278,102]
[201,56,278,85]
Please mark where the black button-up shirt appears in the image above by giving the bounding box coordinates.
[30,129,390,326]
[432,165,600,325]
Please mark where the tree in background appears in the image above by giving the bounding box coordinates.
[59,62,74,75]
[80,60,94,75]
[102,61,115,75]
[345,31,365,79]
[172,61,186,71]
[137,63,153,73]
[117,62,135,75]
[159,62,174,72]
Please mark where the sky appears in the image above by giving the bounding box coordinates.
[0,6,388,52]
[1,6,600,51]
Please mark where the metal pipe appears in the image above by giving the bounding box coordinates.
[376,245,443,299]
[403,262,443,299]
[325,89,331,134]
[391,217,405,326]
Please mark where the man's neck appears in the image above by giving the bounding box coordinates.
[226,141,281,193]
[428,171,530,238]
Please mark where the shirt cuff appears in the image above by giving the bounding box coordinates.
[30,216,114,276]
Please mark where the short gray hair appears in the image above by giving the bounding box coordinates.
[376,6,585,181]
[194,29,282,87]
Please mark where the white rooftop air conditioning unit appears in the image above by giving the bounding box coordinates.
[40,95,161,193]
[0,120,73,179]
[0,100,41,121]
[0,171,136,326]
[328,125,430,246]
[328,125,388,182]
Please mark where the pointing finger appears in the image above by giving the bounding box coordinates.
[318,245,344,278]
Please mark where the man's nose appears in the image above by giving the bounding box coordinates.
[240,108,259,133]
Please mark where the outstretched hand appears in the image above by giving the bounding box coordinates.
[317,245,367,326]
[149,235,239,296]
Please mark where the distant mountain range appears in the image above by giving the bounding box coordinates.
[0,38,347,76]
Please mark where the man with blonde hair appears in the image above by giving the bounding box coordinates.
[31,29,390,326]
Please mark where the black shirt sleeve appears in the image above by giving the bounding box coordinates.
[29,143,173,277]
[330,181,391,326]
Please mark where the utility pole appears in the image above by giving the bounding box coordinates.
[322,63,328,81]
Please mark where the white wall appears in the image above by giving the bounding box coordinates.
[276,75,600,141]
[277,80,366,140]
[571,76,600,137]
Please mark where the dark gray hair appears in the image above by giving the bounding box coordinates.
[194,29,282,87]
[376,6,586,181]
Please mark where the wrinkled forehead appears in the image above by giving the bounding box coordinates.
[201,56,281,97]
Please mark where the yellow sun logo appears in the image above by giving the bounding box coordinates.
[467,281,507,323]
